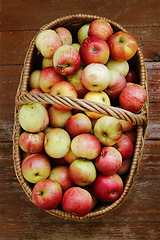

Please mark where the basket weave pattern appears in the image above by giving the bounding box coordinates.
[13,14,148,221]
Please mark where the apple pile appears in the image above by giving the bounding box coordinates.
[18,19,147,217]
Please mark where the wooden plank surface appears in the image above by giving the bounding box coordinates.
[0,0,160,239]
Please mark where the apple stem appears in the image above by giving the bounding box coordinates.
[57,64,69,72]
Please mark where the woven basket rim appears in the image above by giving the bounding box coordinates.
[13,14,148,221]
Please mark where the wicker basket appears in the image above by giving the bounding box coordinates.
[13,14,148,221]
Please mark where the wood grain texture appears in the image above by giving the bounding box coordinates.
[0,0,160,239]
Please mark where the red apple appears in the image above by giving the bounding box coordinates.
[105,69,126,98]
[124,128,137,145]
[71,133,101,160]
[80,36,110,65]
[81,63,111,92]
[53,45,81,76]
[114,134,134,160]
[50,157,69,167]
[126,68,139,84]
[32,179,62,210]
[88,19,113,41]
[49,81,78,111]
[49,166,74,191]
[39,67,65,93]
[92,173,123,202]
[95,147,122,175]
[55,27,72,45]
[21,153,51,184]
[108,31,138,61]
[61,186,93,217]
[69,159,97,186]
[66,113,92,137]
[119,83,147,113]
[117,157,132,175]
[48,106,72,128]
[19,131,45,153]
[119,119,134,132]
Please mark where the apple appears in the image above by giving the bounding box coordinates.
[61,186,93,217]
[21,153,51,184]
[28,70,41,89]
[49,81,78,111]
[119,119,134,132]
[63,149,78,164]
[66,113,92,137]
[32,179,62,210]
[94,116,123,146]
[80,36,110,65]
[43,125,53,134]
[117,157,132,175]
[77,23,90,44]
[126,68,139,83]
[114,134,134,160]
[71,43,81,52]
[124,128,137,145]
[19,103,49,133]
[106,57,129,77]
[28,88,49,109]
[71,133,101,160]
[92,173,123,202]
[35,29,62,59]
[49,166,74,191]
[83,91,111,119]
[53,45,81,76]
[42,58,53,69]
[83,186,97,210]
[19,131,45,153]
[55,27,72,45]
[119,83,147,113]
[69,159,96,186]
[50,157,69,168]
[39,67,65,93]
[81,63,111,92]
[95,147,122,175]
[48,106,72,128]
[88,19,113,41]
[66,66,88,98]
[44,128,71,158]
[104,69,126,98]
[108,31,138,61]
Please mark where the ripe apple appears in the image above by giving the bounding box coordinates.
[55,27,72,45]
[48,106,72,128]
[69,159,96,186]
[88,19,113,41]
[81,63,111,92]
[77,23,90,44]
[42,58,53,69]
[92,173,123,202]
[126,68,139,84]
[117,157,132,175]
[50,157,69,168]
[80,36,110,65]
[71,43,81,52]
[66,113,92,137]
[49,81,78,111]
[19,103,49,133]
[119,83,147,113]
[106,57,129,77]
[66,66,88,98]
[44,128,71,158]
[83,91,111,119]
[49,166,74,191]
[83,186,97,210]
[21,153,51,184]
[39,67,65,93]
[71,133,101,160]
[63,149,78,164]
[43,125,53,134]
[95,147,122,175]
[119,119,134,132]
[19,131,45,153]
[108,31,138,61]
[28,70,41,90]
[104,69,126,98]
[35,29,62,59]
[114,134,134,160]
[94,116,123,146]
[53,45,81,76]
[32,179,62,210]
[61,186,93,217]
[124,128,137,145]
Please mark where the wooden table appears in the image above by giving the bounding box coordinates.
[1,0,160,239]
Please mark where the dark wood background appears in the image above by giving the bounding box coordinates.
[0,0,160,239]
